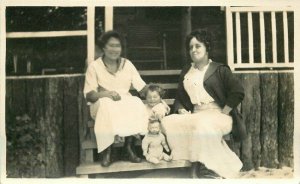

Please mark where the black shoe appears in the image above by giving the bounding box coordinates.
[197,162,222,179]
[190,162,199,178]
[124,136,142,163]
[101,146,112,167]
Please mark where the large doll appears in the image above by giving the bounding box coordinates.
[142,120,172,164]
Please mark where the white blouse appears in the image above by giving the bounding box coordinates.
[84,57,146,99]
[183,60,214,105]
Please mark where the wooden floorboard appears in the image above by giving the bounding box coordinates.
[76,160,191,175]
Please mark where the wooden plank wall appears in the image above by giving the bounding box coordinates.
[5,71,294,177]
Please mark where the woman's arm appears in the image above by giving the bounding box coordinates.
[86,86,121,103]
[219,66,245,111]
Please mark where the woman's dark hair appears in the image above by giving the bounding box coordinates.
[96,30,124,50]
[185,29,212,54]
[145,83,166,98]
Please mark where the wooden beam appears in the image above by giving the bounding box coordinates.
[235,12,242,64]
[271,11,277,64]
[283,11,289,64]
[248,12,254,64]
[230,7,294,13]
[226,6,234,69]
[105,7,113,31]
[259,12,266,64]
[6,30,87,38]
[87,6,95,66]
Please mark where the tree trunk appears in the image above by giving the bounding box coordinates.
[278,73,294,167]
[63,76,80,176]
[44,78,64,177]
[260,72,279,168]
[237,73,261,170]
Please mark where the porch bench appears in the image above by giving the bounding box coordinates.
[76,93,194,178]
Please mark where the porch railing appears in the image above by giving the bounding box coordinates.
[226,6,294,70]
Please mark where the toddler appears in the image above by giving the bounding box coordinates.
[144,84,170,121]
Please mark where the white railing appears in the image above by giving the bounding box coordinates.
[226,6,294,70]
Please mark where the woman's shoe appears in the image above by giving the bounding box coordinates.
[190,162,199,178]
[124,136,142,163]
[198,163,222,179]
[101,146,112,167]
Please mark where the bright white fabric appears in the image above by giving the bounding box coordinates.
[84,57,146,98]
[161,106,242,178]
[183,60,214,105]
[84,57,148,153]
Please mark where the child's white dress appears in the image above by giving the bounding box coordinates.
[84,58,148,153]
[161,63,242,178]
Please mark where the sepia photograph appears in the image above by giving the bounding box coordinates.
[0,1,298,182]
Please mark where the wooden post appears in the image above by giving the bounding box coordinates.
[105,6,114,31]
[181,7,192,65]
[87,6,95,66]
[260,72,279,168]
[278,72,294,167]
[237,72,261,170]
[63,77,80,176]
[44,78,64,177]
[225,7,234,69]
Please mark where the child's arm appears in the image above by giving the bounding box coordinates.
[142,136,150,157]
[160,133,170,152]
[161,100,171,115]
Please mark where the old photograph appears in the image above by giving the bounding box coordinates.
[1,3,297,181]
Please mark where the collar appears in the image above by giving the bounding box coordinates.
[203,60,225,81]
[191,59,212,72]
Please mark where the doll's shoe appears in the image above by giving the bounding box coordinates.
[101,146,112,167]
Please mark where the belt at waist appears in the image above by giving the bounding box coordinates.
[193,101,221,113]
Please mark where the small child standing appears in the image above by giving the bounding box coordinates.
[144,84,170,121]
[142,120,172,164]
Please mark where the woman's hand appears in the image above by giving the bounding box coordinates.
[178,108,191,114]
[108,91,121,101]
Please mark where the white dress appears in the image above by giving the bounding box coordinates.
[84,57,148,153]
[161,62,243,178]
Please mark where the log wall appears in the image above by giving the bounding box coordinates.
[5,71,294,177]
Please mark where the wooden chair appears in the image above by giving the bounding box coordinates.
[124,25,167,69]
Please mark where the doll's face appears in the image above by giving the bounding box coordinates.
[148,122,160,134]
[146,90,161,108]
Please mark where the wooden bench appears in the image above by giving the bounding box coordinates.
[76,70,192,178]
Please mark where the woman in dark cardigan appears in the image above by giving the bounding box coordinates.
[161,29,246,179]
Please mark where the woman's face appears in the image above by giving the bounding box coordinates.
[103,37,122,60]
[189,37,208,63]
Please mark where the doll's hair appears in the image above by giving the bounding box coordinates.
[149,119,160,124]
[145,83,166,98]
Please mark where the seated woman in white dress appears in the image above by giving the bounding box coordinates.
[84,30,148,167]
[161,29,246,178]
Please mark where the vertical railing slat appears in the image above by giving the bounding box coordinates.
[235,12,242,64]
[248,12,254,63]
[87,6,95,66]
[283,11,289,64]
[259,12,266,64]
[226,7,234,70]
[105,7,114,31]
[271,11,277,64]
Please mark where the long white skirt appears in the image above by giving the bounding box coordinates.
[161,108,243,178]
[90,95,148,153]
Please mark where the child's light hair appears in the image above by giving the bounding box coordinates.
[145,83,166,98]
